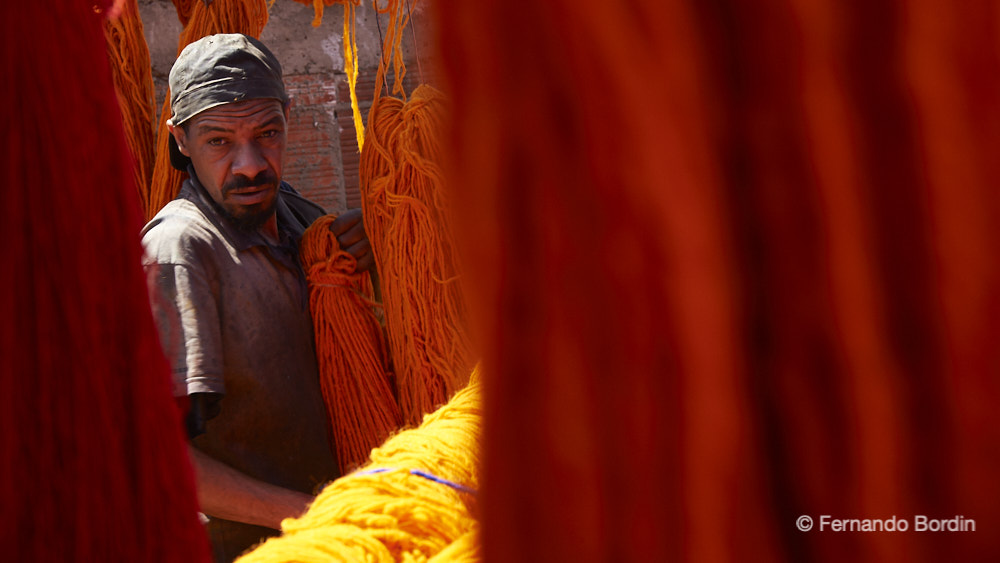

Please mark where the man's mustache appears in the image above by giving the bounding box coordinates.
[222,171,278,195]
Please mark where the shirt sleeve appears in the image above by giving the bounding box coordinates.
[145,261,226,397]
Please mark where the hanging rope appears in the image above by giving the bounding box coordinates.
[146,0,270,220]
[103,0,157,212]
[235,370,482,562]
[300,214,402,473]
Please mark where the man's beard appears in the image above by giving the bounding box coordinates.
[219,171,279,232]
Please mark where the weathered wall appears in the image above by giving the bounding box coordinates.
[137,0,434,213]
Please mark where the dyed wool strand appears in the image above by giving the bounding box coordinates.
[171,0,197,26]
[342,0,364,150]
[103,0,157,212]
[300,214,402,473]
[370,0,412,100]
[360,82,474,426]
[437,0,1000,562]
[2,0,209,560]
[235,371,483,562]
[146,0,270,220]
[289,0,354,28]
[290,0,366,149]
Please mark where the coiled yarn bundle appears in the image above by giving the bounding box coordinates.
[300,215,402,473]
[236,371,482,562]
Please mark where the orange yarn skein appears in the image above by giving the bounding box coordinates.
[301,215,402,473]
[103,0,156,212]
[170,0,197,26]
[360,83,474,426]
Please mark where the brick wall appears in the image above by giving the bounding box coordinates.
[283,73,346,213]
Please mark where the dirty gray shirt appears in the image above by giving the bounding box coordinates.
[141,176,337,561]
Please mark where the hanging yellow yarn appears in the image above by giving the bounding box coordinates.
[235,369,483,563]
[291,0,422,153]
[289,0,366,150]
[342,0,364,150]
[146,0,270,220]
[103,0,157,211]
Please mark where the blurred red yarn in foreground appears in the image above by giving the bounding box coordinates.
[435,1,1000,561]
[1,1,209,561]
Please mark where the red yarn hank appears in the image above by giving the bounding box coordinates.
[1,1,209,561]
[436,0,1000,562]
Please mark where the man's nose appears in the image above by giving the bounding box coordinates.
[231,141,268,179]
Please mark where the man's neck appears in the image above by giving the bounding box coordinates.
[261,214,279,243]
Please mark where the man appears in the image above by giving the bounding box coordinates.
[141,33,371,561]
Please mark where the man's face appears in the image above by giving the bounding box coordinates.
[170,98,288,231]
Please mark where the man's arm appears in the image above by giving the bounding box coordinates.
[188,446,314,530]
[143,238,317,531]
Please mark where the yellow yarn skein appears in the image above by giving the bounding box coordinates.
[236,370,483,562]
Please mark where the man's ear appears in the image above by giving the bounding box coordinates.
[167,123,191,157]
[284,99,292,122]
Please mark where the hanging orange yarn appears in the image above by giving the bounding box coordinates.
[289,0,350,28]
[103,0,156,212]
[171,0,197,26]
[301,215,403,473]
[360,82,474,426]
[371,0,412,99]
[146,0,270,220]
[352,0,473,426]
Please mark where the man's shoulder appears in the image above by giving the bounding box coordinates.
[141,197,226,267]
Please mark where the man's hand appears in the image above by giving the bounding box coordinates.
[329,208,374,272]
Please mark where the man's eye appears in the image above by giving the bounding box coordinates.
[259,130,279,139]
[207,138,227,146]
